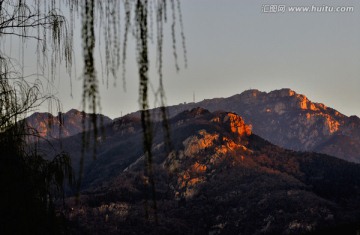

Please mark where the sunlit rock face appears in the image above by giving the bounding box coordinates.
[176,126,250,199]
[223,113,252,136]
[161,109,254,199]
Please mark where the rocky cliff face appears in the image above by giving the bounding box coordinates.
[128,88,360,163]
[162,110,253,199]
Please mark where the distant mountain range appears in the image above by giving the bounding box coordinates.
[126,88,360,163]
[24,89,360,233]
[27,88,360,163]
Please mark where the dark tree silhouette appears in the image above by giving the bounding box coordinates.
[0,0,185,232]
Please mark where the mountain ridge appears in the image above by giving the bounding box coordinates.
[25,109,112,141]
[125,88,360,163]
[26,88,360,163]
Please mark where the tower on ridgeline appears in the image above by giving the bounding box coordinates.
[193,91,195,103]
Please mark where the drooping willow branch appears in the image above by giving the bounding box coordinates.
[1,0,187,222]
[134,0,159,222]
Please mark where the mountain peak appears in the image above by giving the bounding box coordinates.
[172,108,252,141]
[268,88,296,97]
[237,88,324,112]
[239,88,297,99]
[65,108,84,117]
[212,112,252,137]
[239,89,262,98]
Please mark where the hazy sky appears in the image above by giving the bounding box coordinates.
[15,1,360,118]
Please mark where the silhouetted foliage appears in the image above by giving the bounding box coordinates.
[0,120,73,234]
[1,0,186,232]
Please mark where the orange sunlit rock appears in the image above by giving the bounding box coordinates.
[188,177,201,186]
[183,130,219,156]
[299,97,308,110]
[309,103,319,111]
[317,103,327,110]
[192,162,207,173]
[224,113,252,136]
[324,115,340,134]
[216,145,229,155]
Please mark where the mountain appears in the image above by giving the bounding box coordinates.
[28,89,360,163]
[25,109,112,141]
[24,90,360,233]
[127,88,360,163]
[56,108,360,234]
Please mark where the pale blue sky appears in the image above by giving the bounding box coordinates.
[15,1,360,118]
